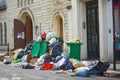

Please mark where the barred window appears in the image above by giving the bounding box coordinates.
[28,0,30,5]
[0,22,7,45]
[17,0,33,7]
[4,22,7,44]
[21,0,23,6]
[24,0,26,6]
[31,0,33,3]
[17,0,19,7]
[17,0,22,7]
[0,23,2,44]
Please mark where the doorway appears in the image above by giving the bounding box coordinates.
[113,0,120,60]
[53,14,63,39]
[14,19,25,49]
[25,16,33,44]
[14,14,33,49]
[86,0,100,60]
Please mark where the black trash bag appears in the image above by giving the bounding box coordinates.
[17,51,25,59]
[24,40,35,54]
[55,37,64,44]
[22,64,35,69]
[50,42,63,58]
[44,54,52,63]
[89,61,110,76]
[63,62,75,70]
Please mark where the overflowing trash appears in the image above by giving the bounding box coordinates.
[1,31,114,77]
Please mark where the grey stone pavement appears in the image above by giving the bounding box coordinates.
[0,61,120,80]
[0,52,120,80]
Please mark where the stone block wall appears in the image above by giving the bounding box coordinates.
[0,0,72,49]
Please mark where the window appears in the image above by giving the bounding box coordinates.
[4,22,7,44]
[24,0,26,6]
[17,0,22,7]
[0,23,2,44]
[0,22,7,45]
[113,0,119,4]
[17,0,19,7]
[17,0,33,7]
[0,0,7,11]
[21,0,23,6]
[28,0,30,5]
[31,0,33,3]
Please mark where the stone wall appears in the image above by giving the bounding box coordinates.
[0,0,71,49]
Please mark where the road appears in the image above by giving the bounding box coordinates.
[0,62,120,80]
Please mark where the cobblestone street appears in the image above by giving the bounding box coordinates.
[0,62,120,80]
[0,0,120,80]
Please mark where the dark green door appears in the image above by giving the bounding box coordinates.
[86,1,100,60]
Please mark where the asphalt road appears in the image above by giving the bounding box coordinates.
[0,62,120,80]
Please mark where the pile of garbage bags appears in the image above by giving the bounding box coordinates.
[2,32,110,77]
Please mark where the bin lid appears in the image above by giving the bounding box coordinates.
[66,42,82,45]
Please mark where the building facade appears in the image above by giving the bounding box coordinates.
[0,0,118,61]
[0,0,71,48]
[71,0,114,61]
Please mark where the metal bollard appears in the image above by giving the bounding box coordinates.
[7,43,9,56]
[113,40,116,70]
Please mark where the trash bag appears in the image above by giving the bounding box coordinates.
[22,64,35,69]
[55,36,64,44]
[50,42,63,58]
[24,40,35,54]
[43,63,54,70]
[71,69,89,77]
[88,61,110,76]
[53,55,75,70]
[17,51,25,59]
[44,54,52,63]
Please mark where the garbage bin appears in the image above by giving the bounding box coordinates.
[38,41,48,57]
[31,41,47,57]
[31,41,40,57]
[66,42,82,61]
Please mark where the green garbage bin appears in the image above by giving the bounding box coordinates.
[38,41,47,57]
[31,41,47,57]
[66,42,82,61]
[31,41,40,57]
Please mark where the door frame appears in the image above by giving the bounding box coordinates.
[53,12,64,39]
[86,0,100,60]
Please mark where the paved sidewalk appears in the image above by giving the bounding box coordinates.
[107,64,120,73]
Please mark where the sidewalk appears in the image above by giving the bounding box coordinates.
[107,64,120,73]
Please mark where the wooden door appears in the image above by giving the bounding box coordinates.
[14,19,25,49]
[60,18,63,39]
[25,16,33,44]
